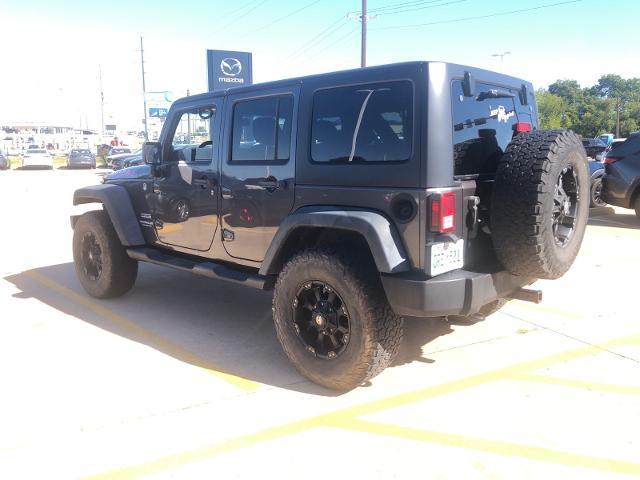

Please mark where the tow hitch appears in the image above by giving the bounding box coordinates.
[508,287,543,304]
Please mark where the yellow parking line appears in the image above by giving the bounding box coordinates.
[85,331,640,479]
[338,419,640,476]
[158,224,183,234]
[25,270,259,392]
[86,417,324,480]
[514,373,640,395]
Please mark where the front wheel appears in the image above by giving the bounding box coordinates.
[634,196,640,220]
[273,249,403,391]
[73,211,138,298]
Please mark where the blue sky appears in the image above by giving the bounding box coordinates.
[1,0,638,129]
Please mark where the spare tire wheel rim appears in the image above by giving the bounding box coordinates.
[81,232,103,281]
[552,166,579,247]
[292,281,350,359]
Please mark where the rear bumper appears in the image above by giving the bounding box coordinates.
[381,268,533,318]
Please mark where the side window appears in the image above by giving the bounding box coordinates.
[170,106,215,163]
[311,81,413,163]
[231,95,293,163]
[452,81,518,175]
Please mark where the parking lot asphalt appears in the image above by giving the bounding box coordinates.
[1,169,639,479]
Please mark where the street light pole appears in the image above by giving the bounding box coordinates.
[140,37,148,141]
[98,64,105,139]
[491,51,511,70]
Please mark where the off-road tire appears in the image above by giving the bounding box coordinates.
[272,248,403,391]
[73,210,138,298]
[590,176,606,208]
[491,130,589,279]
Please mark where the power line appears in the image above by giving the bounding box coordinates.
[241,0,323,39]
[373,0,471,17]
[372,0,583,30]
[288,16,349,59]
[218,0,270,33]
[304,27,360,65]
[365,0,462,14]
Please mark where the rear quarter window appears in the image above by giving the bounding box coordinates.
[311,80,413,164]
[451,80,525,175]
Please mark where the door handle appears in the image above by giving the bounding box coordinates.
[193,176,217,189]
[256,177,285,192]
[221,186,233,199]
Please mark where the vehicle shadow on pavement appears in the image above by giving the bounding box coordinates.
[589,207,640,230]
[4,262,454,395]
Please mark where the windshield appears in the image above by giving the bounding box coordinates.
[72,149,91,154]
[27,149,47,154]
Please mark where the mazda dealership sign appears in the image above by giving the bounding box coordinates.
[206,49,253,92]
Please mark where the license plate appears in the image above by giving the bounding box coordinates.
[430,239,464,276]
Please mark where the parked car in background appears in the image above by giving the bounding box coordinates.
[122,152,144,169]
[22,148,53,169]
[109,149,140,170]
[106,147,133,168]
[67,149,96,169]
[601,138,626,164]
[598,133,614,146]
[582,138,607,159]
[601,133,640,217]
[0,149,10,170]
[588,160,606,207]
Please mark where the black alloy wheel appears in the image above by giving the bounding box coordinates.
[292,280,350,359]
[591,177,606,208]
[175,199,190,221]
[81,232,103,281]
[552,166,579,247]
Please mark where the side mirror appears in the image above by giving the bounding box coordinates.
[143,142,161,165]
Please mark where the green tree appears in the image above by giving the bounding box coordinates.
[536,90,566,129]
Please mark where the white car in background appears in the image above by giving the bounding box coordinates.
[22,148,53,169]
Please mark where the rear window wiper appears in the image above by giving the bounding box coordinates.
[476,89,515,101]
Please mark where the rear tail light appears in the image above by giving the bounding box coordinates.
[514,122,532,133]
[430,192,456,233]
[603,156,620,165]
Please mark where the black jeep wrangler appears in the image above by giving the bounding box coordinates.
[71,62,589,390]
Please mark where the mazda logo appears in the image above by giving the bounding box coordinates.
[220,58,242,77]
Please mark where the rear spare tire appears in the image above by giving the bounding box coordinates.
[491,130,589,279]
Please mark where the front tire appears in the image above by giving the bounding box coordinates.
[273,249,403,391]
[634,196,640,220]
[73,211,138,298]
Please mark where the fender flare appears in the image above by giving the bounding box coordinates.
[72,184,145,246]
[259,207,410,276]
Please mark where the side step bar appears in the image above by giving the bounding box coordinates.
[126,247,271,290]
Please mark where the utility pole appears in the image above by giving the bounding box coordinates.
[349,1,374,67]
[615,97,621,138]
[140,37,148,141]
[361,0,367,68]
[98,64,105,138]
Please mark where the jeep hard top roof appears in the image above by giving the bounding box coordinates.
[173,61,535,107]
